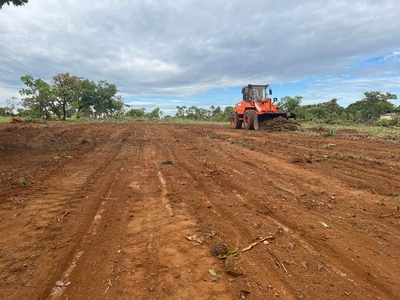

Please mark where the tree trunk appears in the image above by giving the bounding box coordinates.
[62,102,66,121]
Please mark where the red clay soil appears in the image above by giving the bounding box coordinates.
[0,122,399,300]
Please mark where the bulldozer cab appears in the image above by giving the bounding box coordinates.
[242,84,271,102]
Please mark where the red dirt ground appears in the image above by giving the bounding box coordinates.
[0,122,399,300]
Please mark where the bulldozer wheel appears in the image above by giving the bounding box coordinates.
[243,110,255,130]
[253,113,259,130]
[231,112,242,129]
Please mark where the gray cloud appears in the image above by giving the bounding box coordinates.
[1,0,399,108]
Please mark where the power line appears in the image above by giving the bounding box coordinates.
[0,57,46,78]
[0,39,56,78]
[0,38,56,74]
[0,67,21,77]
[0,55,48,78]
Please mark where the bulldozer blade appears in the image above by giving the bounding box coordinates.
[258,113,295,123]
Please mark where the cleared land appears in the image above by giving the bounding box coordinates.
[0,121,399,300]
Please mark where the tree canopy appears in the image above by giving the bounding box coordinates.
[0,0,28,9]
[19,73,124,120]
[276,96,302,113]
[346,91,397,121]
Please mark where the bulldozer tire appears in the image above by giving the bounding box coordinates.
[231,112,242,129]
[243,110,255,130]
[253,113,259,130]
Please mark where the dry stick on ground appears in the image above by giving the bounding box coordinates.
[23,219,32,227]
[213,162,219,174]
[372,187,385,204]
[269,248,288,274]
[269,181,296,195]
[378,206,400,218]
[242,236,274,253]
[262,202,274,214]
[242,242,259,253]
[61,211,70,218]
[57,238,72,248]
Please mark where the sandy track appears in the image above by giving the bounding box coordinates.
[0,122,399,299]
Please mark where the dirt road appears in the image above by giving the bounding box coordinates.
[1,122,399,299]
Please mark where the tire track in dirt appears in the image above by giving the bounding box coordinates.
[115,125,228,299]
[1,122,399,300]
[167,125,399,299]
[166,126,363,299]
[44,127,137,299]
[140,127,295,299]
[158,130,300,299]
[0,125,131,299]
[52,124,224,299]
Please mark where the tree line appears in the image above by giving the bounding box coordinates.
[1,73,399,125]
[12,73,125,120]
[277,92,399,125]
[125,105,234,122]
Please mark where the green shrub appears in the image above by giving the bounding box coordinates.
[378,118,390,127]
[389,116,400,127]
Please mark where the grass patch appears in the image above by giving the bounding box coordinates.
[0,116,11,123]
[160,118,230,126]
[299,122,400,143]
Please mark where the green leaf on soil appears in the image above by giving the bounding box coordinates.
[19,177,28,185]
[208,269,217,277]
[218,249,239,259]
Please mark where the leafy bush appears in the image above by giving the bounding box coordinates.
[377,116,400,127]
[389,116,400,127]
[378,118,390,127]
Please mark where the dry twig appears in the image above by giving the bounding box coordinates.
[269,248,288,274]
[61,211,70,218]
[378,206,400,218]
[372,188,386,204]
[269,181,296,195]
[242,236,274,253]
[213,162,219,174]
[58,238,72,246]
[242,242,259,253]
[262,202,274,214]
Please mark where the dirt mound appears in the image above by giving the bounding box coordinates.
[10,116,22,123]
[259,116,300,131]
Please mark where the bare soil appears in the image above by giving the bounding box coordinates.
[1,122,399,300]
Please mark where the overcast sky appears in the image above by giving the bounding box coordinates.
[1,0,399,115]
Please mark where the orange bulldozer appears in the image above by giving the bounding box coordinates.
[231,84,295,130]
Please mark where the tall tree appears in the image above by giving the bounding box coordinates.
[277,96,302,113]
[76,79,97,117]
[5,96,17,116]
[126,108,145,118]
[52,73,81,120]
[93,81,118,117]
[146,107,163,119]
[175,106,186,118]
[194,107,208,120]
[186,105,197,119]
[19,74,53,119]
[346,91,397,121]
[110,94,124,117]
